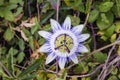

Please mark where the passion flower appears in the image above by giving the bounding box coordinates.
[38,17,90,69]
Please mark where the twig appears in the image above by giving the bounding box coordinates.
[14,64,26,70]
[106,61,120,77]
[83,0,93,27]
[36,0,40,22]
[56,0,60,21]
[67,64,104,78]
[44,39,120,78]
[0,61,12,77]
[90,24,97,50]
[44,63,104,78]
[84,13,90,27]
[98,35,120,80]
[100,56,120,80]
[44,56,120,78]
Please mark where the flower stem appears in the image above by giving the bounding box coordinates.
[56,0,60,21]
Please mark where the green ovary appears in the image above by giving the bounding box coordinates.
[55,34,73,53]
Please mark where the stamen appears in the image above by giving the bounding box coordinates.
[55,34,73,53]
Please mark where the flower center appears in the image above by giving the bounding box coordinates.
[54,34,73,53]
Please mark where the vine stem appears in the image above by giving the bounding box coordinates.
[0,61,12,77]
[83,0,93,27]
[56,0,60,21]
[90,24,97,50]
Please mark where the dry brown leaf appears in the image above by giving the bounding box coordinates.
[20,22,35,28]
[34,39,40,49]
[20,17,36,28]
[30,17,36,23]
[13,27,28,41]
[20,30,28,41]
[13,26,21,32]
[31,49,39,59]
[14,13,24,23]
[0,28,3,33]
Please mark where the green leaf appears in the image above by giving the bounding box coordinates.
[12,48,18,56]
[28,36,34,50]
[17,52,25,63]
[43,24,51,31]
[118,74,120,79]
[85,0,91,13]
[7,48,14,76]
[14,7,23,17]
[93,1,101,10]
[101,35,107,41]
[73,0,84,13]
[6,4,18,10]
[110,34,117,43]
[115,21,120,33]
[97,12,114,30]
[115,0,120,17]
[37,0,43,3]
[18,57,43,77]
[3,28,14,41]
[31,18,39,34]
[40,11,55,25]
[104,24,115,38]
[101,13,109,23]
[75,62,88,74]
[111,68,118,75]
[0,0,4,6]
[99,2,114,12]
[81,77,91,80]
[10,0,18,4]
[88,9,99,23]
[22,27,31,37]
[3,10,14,21]
[69,15,80,26]
[0,47,7,55]
[60,69,67,79]
[41,2,50,13]
[21,74,36,80]
[18,39,25,51]
[93,52,107,63]
[64,0,84,12]
[108,76,119,80]
[0,7,14,21]
[38,38,45,45]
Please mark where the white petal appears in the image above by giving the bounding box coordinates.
[72,25,84,34]
[69,54,78,64]
[39,43,51,52]
[78,44,89,52]
[38,31,52,40]
[45,52,57,64]
[50,19,61,32]
[63,17,71,30]
[78,34,90,42]
[58,57,67,69]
